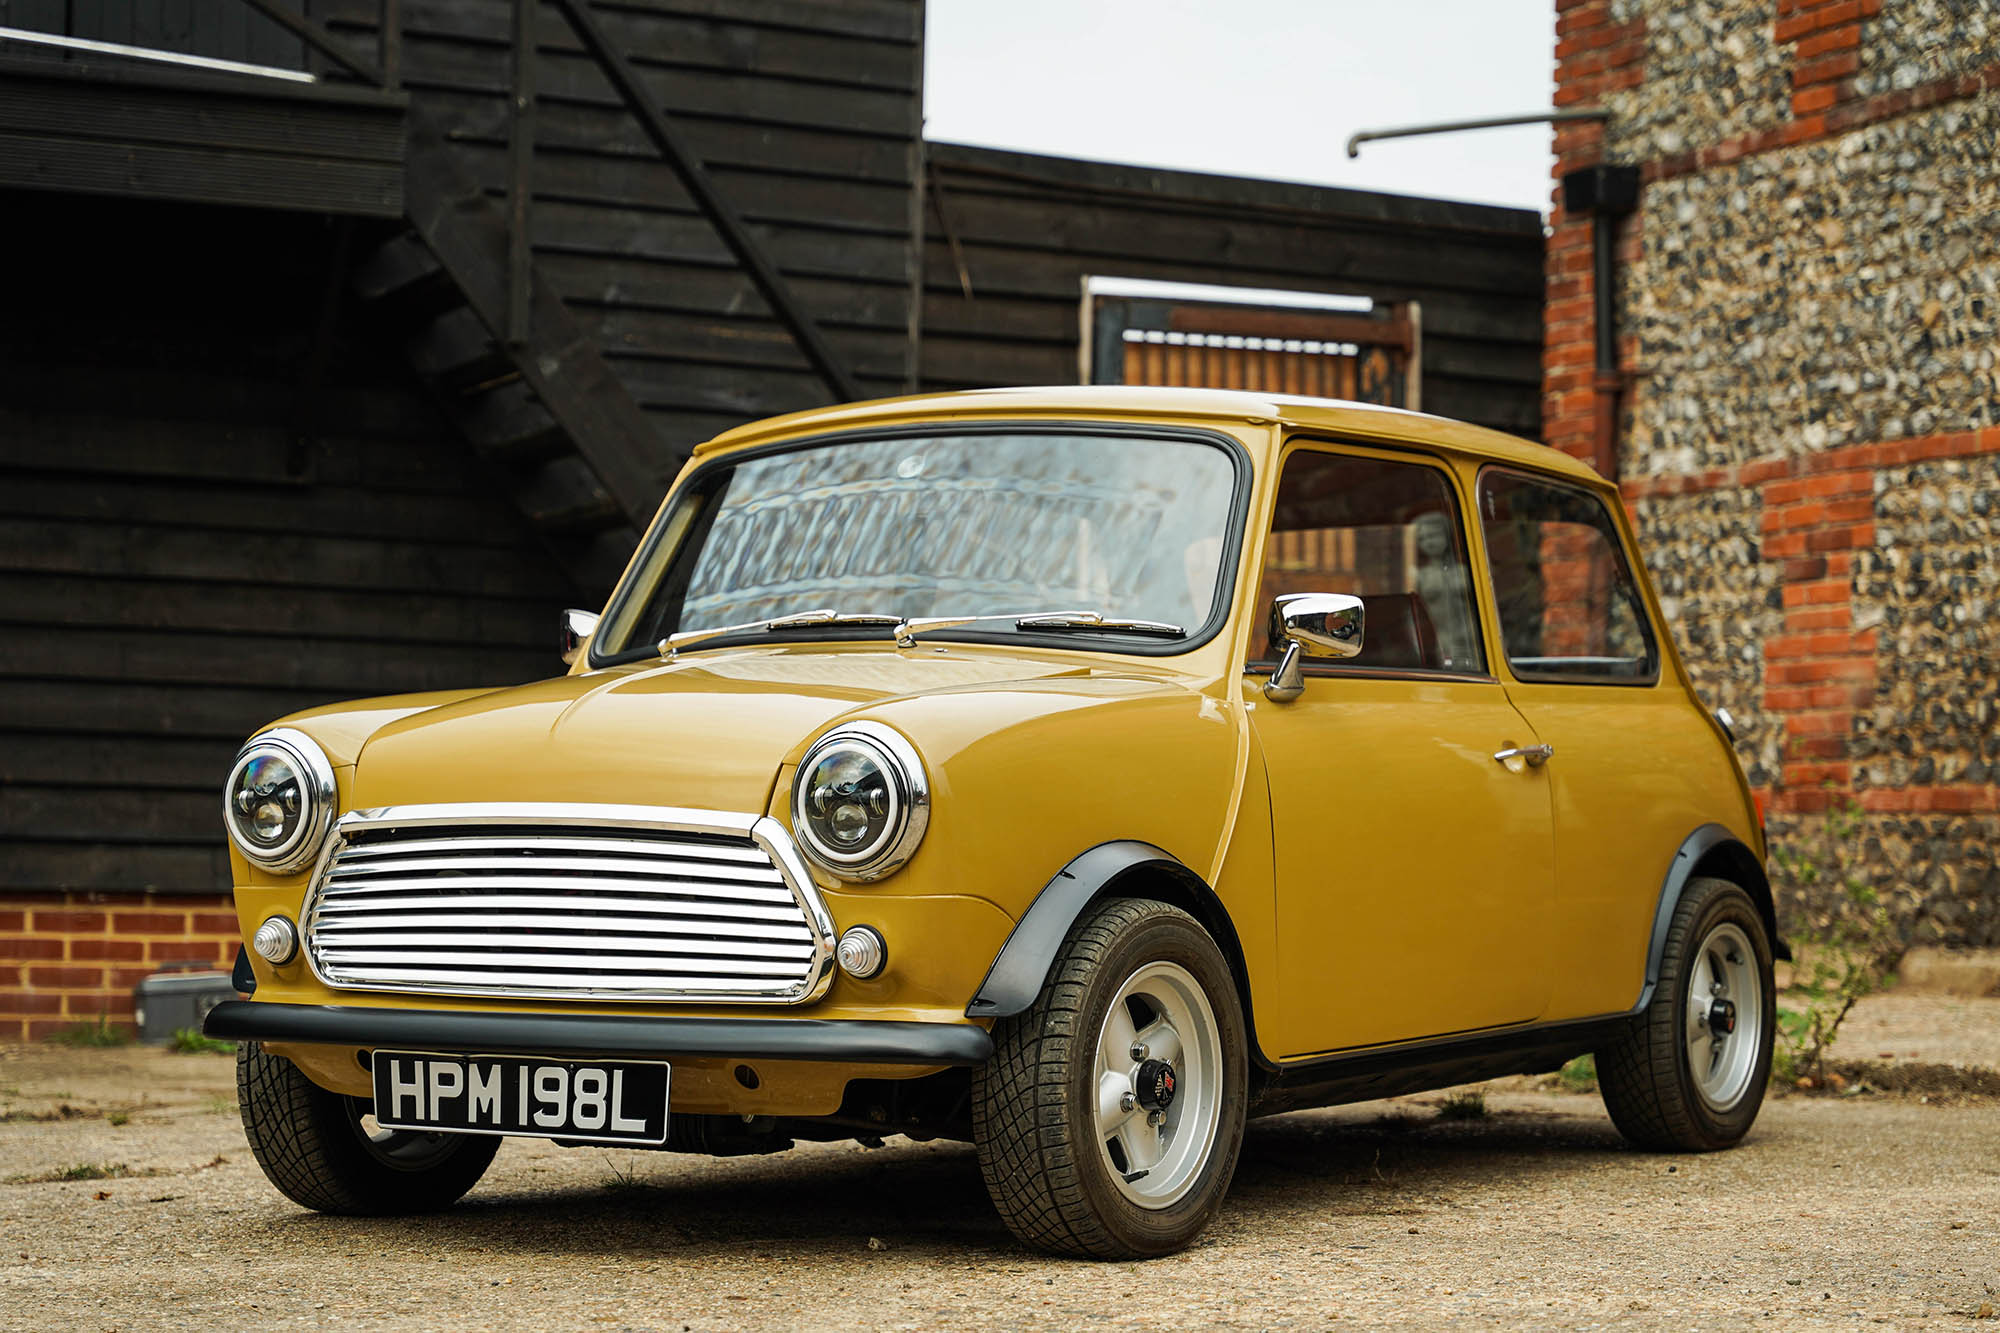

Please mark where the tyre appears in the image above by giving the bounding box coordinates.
[1596,876,1775,1151]
[971,898,1249,1259]
[237,1042,500,1215]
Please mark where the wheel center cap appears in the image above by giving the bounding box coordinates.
[1709,998,1738,1035]
[1135,1058,1177,1110]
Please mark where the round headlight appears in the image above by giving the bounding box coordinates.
[791,722,928,882]
[223,728,335,873]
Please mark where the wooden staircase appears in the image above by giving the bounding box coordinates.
[350,113,674,598]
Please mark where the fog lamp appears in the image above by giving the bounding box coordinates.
[253,915,299,966]
[836,925,887,980]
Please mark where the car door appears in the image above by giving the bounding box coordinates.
[1475,466,1735,1021]
[1246,441,1555,1058]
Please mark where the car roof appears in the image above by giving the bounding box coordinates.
[694,385,1601,485]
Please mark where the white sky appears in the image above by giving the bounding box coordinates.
[923,0,1558,214]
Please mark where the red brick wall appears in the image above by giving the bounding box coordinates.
[0,894,238,1042]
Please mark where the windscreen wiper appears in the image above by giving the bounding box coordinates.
[894,610,1185,647]
[659,608,902,659]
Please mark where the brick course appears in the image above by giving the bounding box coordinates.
[0,893,237,1042]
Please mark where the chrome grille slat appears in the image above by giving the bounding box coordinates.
[346,967,804,991]
[310,913,814,944]
[301,803,836,1003]
[334,835,772,865]
[315,875,797,908]
[313,928,814,957]
[328,854,786,883]
[317,948,807,976]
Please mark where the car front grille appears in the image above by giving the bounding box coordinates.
[300,804,835,1004]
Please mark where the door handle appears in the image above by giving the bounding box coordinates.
[1493,743,1554,768]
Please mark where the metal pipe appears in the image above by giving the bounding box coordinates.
[0,25,316,81]
[1346,107,1608,158]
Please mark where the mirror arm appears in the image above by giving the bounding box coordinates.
[1263,641,1305,703]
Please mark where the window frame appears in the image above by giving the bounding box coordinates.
[1473,464,1664,689]
[1243,436,1498,685]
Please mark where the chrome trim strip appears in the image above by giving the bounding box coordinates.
[300,803,837,1005]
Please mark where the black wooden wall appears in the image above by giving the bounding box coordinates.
[0,196,568,897]
[324,0,926,455]
[0,0,305,68]
[919,144,1546,439]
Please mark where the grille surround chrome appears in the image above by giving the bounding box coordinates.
[300,803,836,1005]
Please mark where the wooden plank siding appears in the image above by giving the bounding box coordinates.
[0,195,570,898]
[918,143,1546,438]
[318,0,925,457]
[0,56,405,216]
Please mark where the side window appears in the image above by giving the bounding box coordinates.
[1251,449,1485,673]
[1478,469,1659,683]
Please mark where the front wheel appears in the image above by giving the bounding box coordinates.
[1596,876,1775,1151]
[237,1042,500,1215]
[971,898,1249,1259]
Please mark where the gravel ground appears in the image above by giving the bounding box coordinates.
[4,995,1999,1332]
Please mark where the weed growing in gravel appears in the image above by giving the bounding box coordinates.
[1435,1090,1487,1121]
[204,1096,239,1116]
[45,1016,129,1048]
[169,1028,234,1056]
[1770,795,1904,1087]
[1556,1055,1597,1093]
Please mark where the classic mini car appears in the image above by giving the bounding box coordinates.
[205,386,1781,1259]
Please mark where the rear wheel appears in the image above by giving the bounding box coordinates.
[237,1042,499,1215]
[971,898,1248,1259]
[1596,876,1775,1151]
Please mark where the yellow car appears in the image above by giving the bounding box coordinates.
[206,386,1781,1259]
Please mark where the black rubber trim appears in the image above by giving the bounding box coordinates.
[232,944,256,995]
[1254,1013,1635,1115]
[1637,823,1784,1008]
[967,840,1185,1019]
[203,1001,994,1066]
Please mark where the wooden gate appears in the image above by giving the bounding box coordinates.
[1086,291,1420,409]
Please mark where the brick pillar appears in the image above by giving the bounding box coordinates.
[1544,0,1647,461]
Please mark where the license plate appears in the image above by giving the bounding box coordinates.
[371,1051,670,1146]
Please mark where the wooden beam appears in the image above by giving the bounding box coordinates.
[236,0,385,84]
[506,0,537,347]
[550,0,862,403]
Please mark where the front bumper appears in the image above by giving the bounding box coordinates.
[204,1000,994,1066]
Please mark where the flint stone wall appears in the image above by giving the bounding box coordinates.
[1556,0,2000,945]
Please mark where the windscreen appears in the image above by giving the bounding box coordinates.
[594,431,1240,659]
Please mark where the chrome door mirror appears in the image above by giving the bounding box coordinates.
[1263,593,1364,702]
[559,608,601,666]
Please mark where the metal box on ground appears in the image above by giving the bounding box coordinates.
[133,967,237,1043]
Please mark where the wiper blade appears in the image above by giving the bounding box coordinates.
[659,608,902,659]
[894,610,1185,647]
[1014,612,1186,638]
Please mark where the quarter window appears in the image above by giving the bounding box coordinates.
[1477,469,1659,683]
[1251,449,1485,673]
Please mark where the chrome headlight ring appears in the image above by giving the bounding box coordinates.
[791,721,930,883]
[222,727,336,874]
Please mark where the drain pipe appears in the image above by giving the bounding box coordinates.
[1562,164,1641,482]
